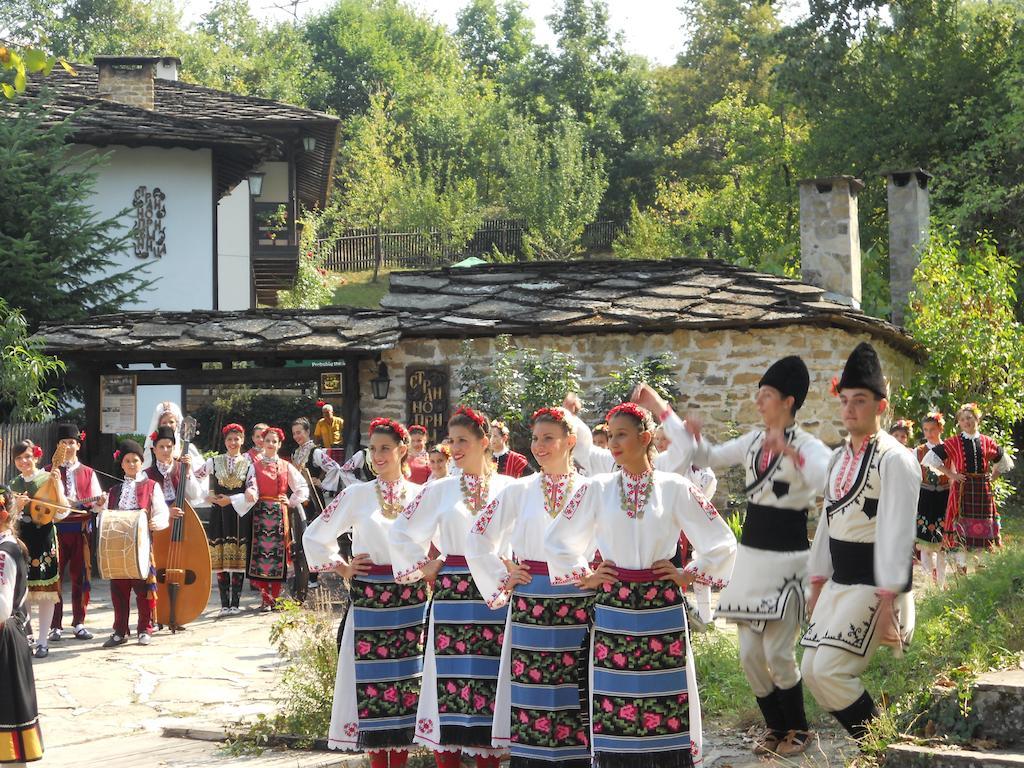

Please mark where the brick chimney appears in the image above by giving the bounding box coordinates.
[885,169,931,326]
[798,176,864,309]
[94,55,178,110]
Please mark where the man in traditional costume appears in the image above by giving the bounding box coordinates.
[489,421,534,478]
[47,424,102,642]
[800,343,919,740]
[677,358,830,756]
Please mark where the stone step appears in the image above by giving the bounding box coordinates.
[886,744,1024,768]
[971,669,1024,745]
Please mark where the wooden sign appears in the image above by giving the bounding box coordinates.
[320,372,343,396]
[406,367,449,444]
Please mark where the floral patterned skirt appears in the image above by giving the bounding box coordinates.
[20,521,59,596]
[591,569,698,768]
[247,501,288,583]
[945,474,999,550]
[329,568,429,751]
[499,562,593,768]
[916,487,948,546]
[208,504,250,573]
[412,559,508,755]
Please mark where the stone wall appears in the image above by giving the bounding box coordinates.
[357,326,917,448]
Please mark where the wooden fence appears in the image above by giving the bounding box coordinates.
[0,422,59,486]
[322,219,622,273]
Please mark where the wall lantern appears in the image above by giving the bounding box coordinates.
[371,361,391,400]
[247,171,265,197]
[302,135,317,152]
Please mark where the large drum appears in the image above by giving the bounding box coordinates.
[97,509,151,580]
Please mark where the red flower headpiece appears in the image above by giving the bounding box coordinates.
[925,410,945,427]
[829,376,840,398]
[430,443,451,458]
[892,419,913,432]
[32,445,43,459]
[606,402,651,425]
[958,402,982,418]
[79,430,87,442]
[261,427,286,442]
[222,423,246,436]
[316,400,327,408]
[408,424,428,435]
[453,405,487,430]
[113,449,122,461]
[370,417,410,441]
[531,406,569,426]
[149,431,159,442]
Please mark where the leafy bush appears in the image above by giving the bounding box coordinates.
[594,353,681,414]
[277,208,336,309]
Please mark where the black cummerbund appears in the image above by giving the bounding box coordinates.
[829,538,876,585]
[740,503,810,552]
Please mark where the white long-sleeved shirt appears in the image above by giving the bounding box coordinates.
[113,476,170,531]
[60,461,103,504]
[242,457,309,515]
[806,431,920,593]
[152,460,206,506]
[466,472,591,608]
[544,469,737,587]
[389,472,515,583]
[193,454,252,516]
[303,477,422,572]
[0,532,20,622]
[291,441,343,493]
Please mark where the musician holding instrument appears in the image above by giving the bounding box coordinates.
[290,417,342,592]
[47,424,103,642]
[9,439,68,659]
[242,427,308,611]
[147,427,205,516]
[97,439,181,648]
[194,423,253,616]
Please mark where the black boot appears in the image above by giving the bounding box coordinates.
[756,690,787,737]
[217,572,230,609]
[777,680,810,732]
[230,573,243,609]
[831,690,878,740]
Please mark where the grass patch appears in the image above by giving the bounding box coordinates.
[330,268,392,308]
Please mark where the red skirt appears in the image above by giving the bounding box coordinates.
[943,473,999,550]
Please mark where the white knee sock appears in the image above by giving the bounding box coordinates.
[35,603,56,647]
[936,551,947,587]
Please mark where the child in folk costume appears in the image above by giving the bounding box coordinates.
[428,444,451,483]
[246,423,269,463]
[490,421,535,478]
[9,441,69,659]
[889,420,913,448]
[544,402,737,768]
[923,403,1014,564]
[389,406,516,768]
[48,424,102,642]
[303,418,427,768]
[240,428,308,610]
[97,440,180,648]
[407,426,433,485]
[193,424,252,616]
[465,407,593,768]
[141,401,203,470]
[146,426,205,512]
[0,493,44,765]
[801,343,920,739]
[591,424,609,450]
[916,413,951,587]
[671,358,831,757]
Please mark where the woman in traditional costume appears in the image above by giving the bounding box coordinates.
[0,493,44,765]
[916,413,950,587]
[428,444,451,483]
[466,407,593,768]
[389,406,515,768]
[9,441,68,659]
[407,426,433,485]
[141,401,203,469]
[303,418,427,768]
[544,402,737,768]
[242,427,308,610]
[923,403,1013,566]
[194,424,252,615]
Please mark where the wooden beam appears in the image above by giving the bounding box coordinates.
[122,366,328,386]
[342,361,361,459]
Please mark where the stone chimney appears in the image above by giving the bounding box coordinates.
[799,176,864,309]
[94,55,179,110]
[885,168,931,326]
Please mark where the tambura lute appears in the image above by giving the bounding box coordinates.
[97,509,151,580]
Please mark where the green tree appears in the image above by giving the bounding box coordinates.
[0,94,148,327]
[594,353,681,414]
[0,299,66,422]
[454,0,535,79]
[891,230,1024,456]
[500,113,607,259]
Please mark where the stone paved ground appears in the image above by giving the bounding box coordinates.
[29,579,852,767]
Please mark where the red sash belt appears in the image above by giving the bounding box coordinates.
[444,554,469,568]
[518,559,549,575]
[365,562,394,576]
[614,567,661,583]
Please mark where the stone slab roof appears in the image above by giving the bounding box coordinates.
[383,257,920,357]
[31,64,339,207]
[10,85,283,199]
[37,308,400,361]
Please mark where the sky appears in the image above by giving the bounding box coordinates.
[184,0,698,66]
